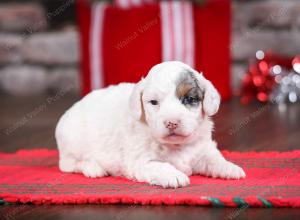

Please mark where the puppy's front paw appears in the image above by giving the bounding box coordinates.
[148,166,190,188]
[213,162,246,179]
[79,160,106,178]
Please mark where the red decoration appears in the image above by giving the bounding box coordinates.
[77,0,231,99]
[240,51,295,104]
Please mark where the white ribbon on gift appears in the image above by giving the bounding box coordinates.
[89,0,195,89]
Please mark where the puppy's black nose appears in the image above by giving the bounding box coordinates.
[164,120,180,130]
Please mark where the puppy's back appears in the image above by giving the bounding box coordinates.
[55,83,135,156]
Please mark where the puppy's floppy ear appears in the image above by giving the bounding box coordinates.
[129,78,146,121]
[194,72,221,116]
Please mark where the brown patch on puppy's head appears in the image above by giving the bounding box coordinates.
[176,82,194,99]
[176,71,204,106]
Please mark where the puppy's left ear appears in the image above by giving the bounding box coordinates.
[129,78,146,121]
[194,72,221,116]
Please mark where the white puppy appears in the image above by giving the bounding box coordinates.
[55,61,245,188]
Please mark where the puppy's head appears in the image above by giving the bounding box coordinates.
[129,61,220,146]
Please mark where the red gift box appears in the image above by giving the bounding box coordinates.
[77,0,231,99]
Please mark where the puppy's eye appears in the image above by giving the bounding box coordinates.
[182,96,199,106]
[149,100,159,105]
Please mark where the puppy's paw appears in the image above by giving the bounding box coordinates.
[79,160,106,178]
[148,167,190,188]
[212,162,246,179]
[59,156,78,173]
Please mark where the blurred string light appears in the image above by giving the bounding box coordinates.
[256,50,265,60]
[293,57,300,74]
[241,51,300,105]
[272,65,282,75]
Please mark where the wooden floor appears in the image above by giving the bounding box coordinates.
[0,94,299,220]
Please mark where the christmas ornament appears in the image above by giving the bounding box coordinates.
[240,51,300,105]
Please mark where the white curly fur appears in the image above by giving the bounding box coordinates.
[56,61,245,188]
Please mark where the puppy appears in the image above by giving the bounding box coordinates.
[55,61,245,188]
